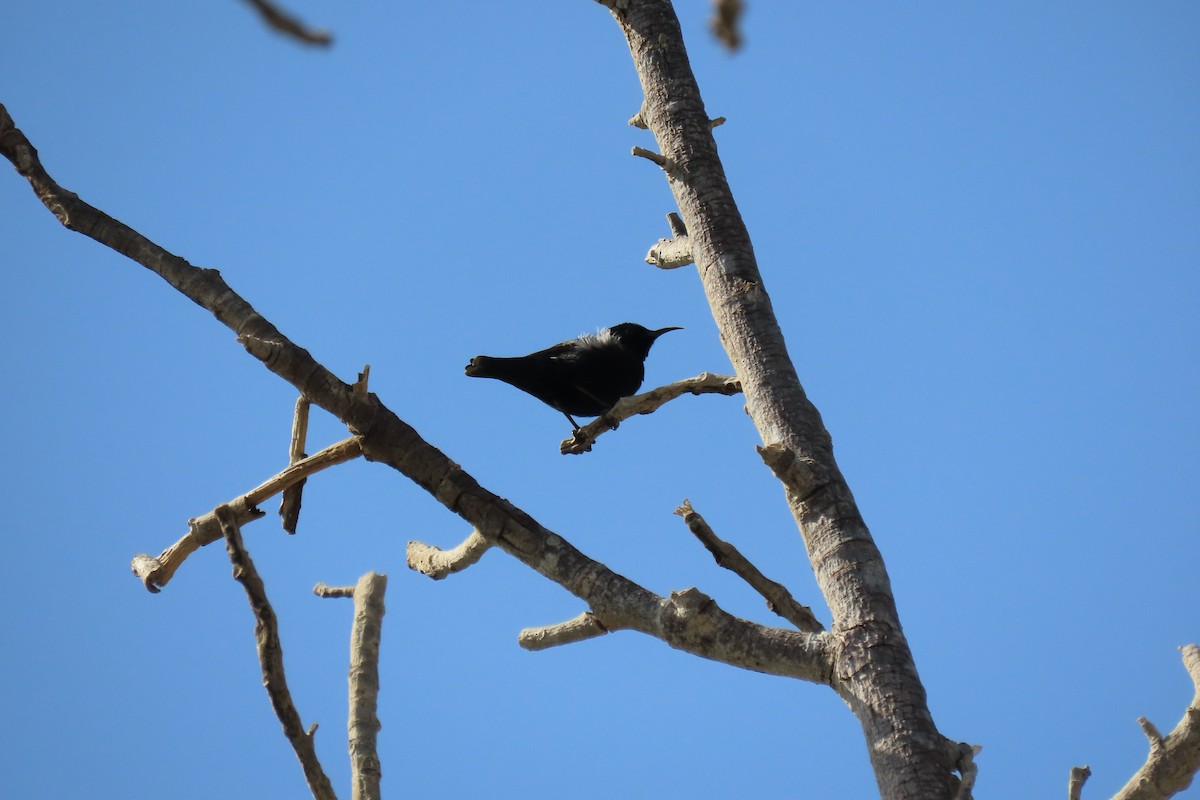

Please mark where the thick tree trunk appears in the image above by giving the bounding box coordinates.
[607,2,958,797]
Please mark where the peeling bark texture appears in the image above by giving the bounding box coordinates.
[605,2,956,797]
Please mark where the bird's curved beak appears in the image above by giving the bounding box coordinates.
[653,326,683,339]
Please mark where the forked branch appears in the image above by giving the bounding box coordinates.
[131,437,364,591]
[1,102,829,682]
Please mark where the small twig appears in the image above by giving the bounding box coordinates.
[280,396,311,534]
[316,573,387,800]
[632,145,675,171]
[710,116,727,129]
[353,365,371,398]
[709,0,745,51]
[674,500,823,632]
[131,437,363,591]
[519,612,611,651]
[407,530,491,579]
[313,582,356,599]
[242,0,333,47]
[1110,644,1200,800]
[1068,765,1091,800]
[562,373,741,455]
[217,505,336,800]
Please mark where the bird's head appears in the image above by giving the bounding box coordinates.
[607,323,682,359]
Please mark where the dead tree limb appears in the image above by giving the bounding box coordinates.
[1,101,830,682]
[217,505,336,800]
[130,437,364,591]
[674,500,823,633]
[316,574,387,800]
[1110,645,1200,800]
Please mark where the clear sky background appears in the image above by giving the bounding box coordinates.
[2,2,1197,798]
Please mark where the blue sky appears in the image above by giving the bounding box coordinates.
[2,2,1197,798]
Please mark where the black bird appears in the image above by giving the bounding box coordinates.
[465,323,682,430]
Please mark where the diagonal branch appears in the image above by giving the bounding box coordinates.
[2,102,830,682]
[131,437,363,591]
[1111,644,1200,800]
[674,500,823,633]
[561,372,742,454]
[217,505,336,800]
[604,2,956,794]
[242,0,333,46]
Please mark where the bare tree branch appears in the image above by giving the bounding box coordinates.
[1069,765,1091,800]
[561,372,742,454]
[631,144,675,170]
[0,103,829,682]
[280,396,311,534]
[131,437,364,591]
[645,211,695,269]
[674,500,823,633]
[710,0,745,51]
[315,573,387,800]
[217,505,336,800]
[519,611,610,651]
[407,530,491,579]
[242,0,333,47]
[603,2,955,794]
[1112,644,1200,800]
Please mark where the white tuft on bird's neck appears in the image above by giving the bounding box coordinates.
[576,327,619,352]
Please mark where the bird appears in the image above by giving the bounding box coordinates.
[465,322,682,430]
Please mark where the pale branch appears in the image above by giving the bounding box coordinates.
[631,145,675,171]
[314,573,387,800]
[130,437,364,591]
[645,209,694,269]
[1069,766,1091,800]
[1111,644,1200,800]
[242,0,333,46]
[709,0,745,51]
[628,99,649,129]
[519,611,611,651]
[606,3,956,794]
[313,583,356,598]
[217,505,336,800]
[280,396,311,534]
[674,500,823,633]
[561,372,742,455]
[406,530,491,579]
[3,90,829,693]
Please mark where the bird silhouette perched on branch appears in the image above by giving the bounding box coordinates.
[465,323,682,430]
